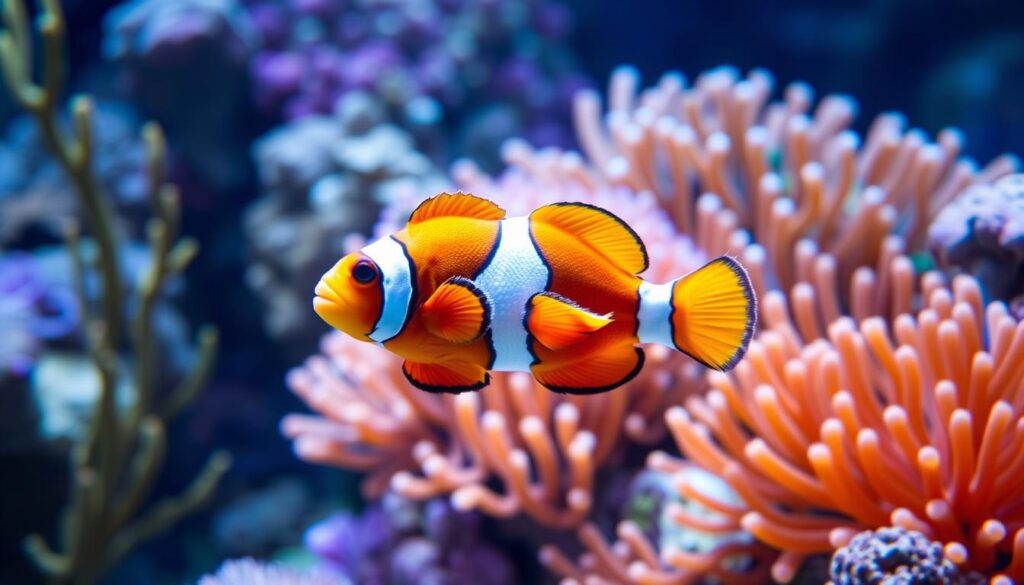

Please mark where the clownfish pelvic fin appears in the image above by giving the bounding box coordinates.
[421,276,491,344]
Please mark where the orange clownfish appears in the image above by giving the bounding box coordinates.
[313,193,756,394]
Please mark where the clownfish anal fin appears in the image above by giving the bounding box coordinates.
[531,202,649,274]
[402,360,490,394]
[526,292,611,350]
[421,276,491,344]
[531,345,645,395]
[409,192,506,224]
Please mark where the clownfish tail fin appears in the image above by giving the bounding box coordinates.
[667,256,756,371]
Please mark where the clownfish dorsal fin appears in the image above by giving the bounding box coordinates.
[530,202,649,274]
[402,359,490,393]
[421,277,491,344]
[526,292,612,350]
[409,192,506,225]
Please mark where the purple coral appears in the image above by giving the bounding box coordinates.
[829,528,960,585]
[197,558,346,585]
[0,102,149,243]
[304,494,516,585]
[0,252,79,376]
[244,0,588,165]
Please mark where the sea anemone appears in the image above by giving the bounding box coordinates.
[470,66,1018,334]
[662,273,1024,583]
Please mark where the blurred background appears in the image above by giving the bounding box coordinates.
[1,0,1022,583]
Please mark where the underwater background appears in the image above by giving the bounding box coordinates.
[2,0,1024,584]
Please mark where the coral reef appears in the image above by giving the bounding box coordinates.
[197,558,346,585]
[283,65,1021,582]
[244,92,447,344]
[0,250,79,377]
[306,493,517,585]
[103,0,258,191]
[0,101,149,244]
[245,0,588,167]
[828,527,960,585]
[661,274,1024,583]
[1,1,228,582]
[212,478,312,557]
[929,174,1024,311]
[1,243,196,464]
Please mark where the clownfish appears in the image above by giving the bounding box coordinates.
[313,193,756,394]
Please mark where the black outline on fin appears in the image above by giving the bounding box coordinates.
[670,255,757,372]
[533,346,646,395]
[423,276,492,343]
[408,192,506,224]
[402,360,490,394]
[531,201,650,274]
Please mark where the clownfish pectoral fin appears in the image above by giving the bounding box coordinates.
[402,360,490,394]
[526,292,612,350]
[531,345,645,395]
[670,256,756,371]
[421,277,491,344]
[409,192,506,224]
[530,202,649,274]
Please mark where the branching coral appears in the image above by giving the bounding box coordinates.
[659,273,1024,583]
[0,1,229,583]
[283,331,692,530]
[0,100,149,245]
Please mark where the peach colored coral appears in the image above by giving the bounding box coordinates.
[666,274,1024,583]
[283,332,697,529]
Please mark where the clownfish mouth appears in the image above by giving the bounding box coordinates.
[313,277,347,321]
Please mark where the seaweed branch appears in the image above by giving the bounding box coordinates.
[0,1,231,584]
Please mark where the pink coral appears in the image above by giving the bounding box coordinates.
[283,326,697,529]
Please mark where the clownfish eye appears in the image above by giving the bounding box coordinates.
[352,260,378,284]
